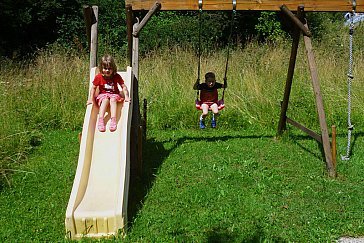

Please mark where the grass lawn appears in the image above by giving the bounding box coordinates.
[0,130,79,241]
[1,127,364,241]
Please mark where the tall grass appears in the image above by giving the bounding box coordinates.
[139,23,364,131]
[1,23,364,183]
[0,46,89,184]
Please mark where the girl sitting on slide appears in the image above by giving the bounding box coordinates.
[86,54,130,132]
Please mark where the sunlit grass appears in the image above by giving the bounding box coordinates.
[0,47,89,182]
[139,27,364,131]
[1,23,364,182]
[1,127,364,241]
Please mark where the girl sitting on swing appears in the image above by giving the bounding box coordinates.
[193,72,227,129]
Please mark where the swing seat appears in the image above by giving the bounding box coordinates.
[195,99,225,110]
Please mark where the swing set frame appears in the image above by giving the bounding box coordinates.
[125,0,363,177]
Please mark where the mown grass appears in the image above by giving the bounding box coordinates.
[1,127,364,241]
[0,130,79,241]
[126,128,364,242]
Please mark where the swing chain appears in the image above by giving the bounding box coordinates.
[195,0,204,100]
[197,0,234,99]
[342,5,355,161]
[223,0,237,89]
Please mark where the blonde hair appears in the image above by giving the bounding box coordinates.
[99,54,117,75]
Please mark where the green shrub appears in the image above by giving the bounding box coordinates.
[256,12,285,41]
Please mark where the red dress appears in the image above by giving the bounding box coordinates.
[93,73,125,106]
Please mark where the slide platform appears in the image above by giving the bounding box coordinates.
[65,66,133,239]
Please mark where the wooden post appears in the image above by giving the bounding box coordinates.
[280,5,311,37]
[78,132,82,143]
[129,22,141,177]
[132,22,139,79]
[277,6,302,134]
[83,5,93,48]
[129,2,161,178]
[89,6,98,69]
[126,5,133,66]
[301,8,335,177]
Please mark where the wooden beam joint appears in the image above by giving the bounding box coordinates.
[133,2,161,37]
[280,5,312,37]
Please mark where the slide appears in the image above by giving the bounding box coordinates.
[65,66,133,239]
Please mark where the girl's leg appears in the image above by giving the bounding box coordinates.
[99,99,110,117]
[109,97,117,118]
[109,97,118,132]
[98,99,110,132]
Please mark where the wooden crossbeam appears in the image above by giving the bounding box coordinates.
[125,0,363,12]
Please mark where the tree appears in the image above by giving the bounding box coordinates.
[0,0,84,57]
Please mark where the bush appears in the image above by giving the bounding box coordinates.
[256,12,285,42]
[0,0,86,57]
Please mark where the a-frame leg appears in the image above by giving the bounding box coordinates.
[278,5,335,177]
[301,11,335,177]
[277,8,302,134]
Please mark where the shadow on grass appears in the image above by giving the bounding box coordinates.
[163,223,287,242]
[205,224,286,242]
[127,129,364,233]
[345,131,364,158]
[289,130,364,162]
[206,228,238,243]
[288,133,325,161]
[127,132,276,230]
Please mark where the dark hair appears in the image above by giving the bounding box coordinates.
[205,72,216,80]
[99,54,117,75]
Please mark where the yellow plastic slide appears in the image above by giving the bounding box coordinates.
[65,66,133,239]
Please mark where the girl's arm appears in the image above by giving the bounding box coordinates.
[121,84,131,102]
[86,85,97,105]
